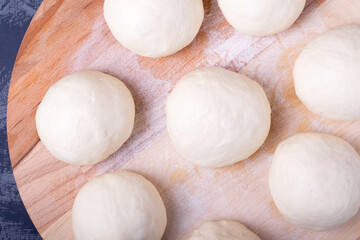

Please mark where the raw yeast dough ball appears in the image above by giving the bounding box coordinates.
[103,0,204,58]
[72,171,167,240]
[269,133,360,231]
[36,71,135,165]
[218,0,305,36]
[166,67,271,168]
[294,24,360,120]
[188,221,260,240]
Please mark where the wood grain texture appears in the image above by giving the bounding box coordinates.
[7,0,360,239]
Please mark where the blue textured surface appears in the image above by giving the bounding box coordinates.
[0,0,42,239]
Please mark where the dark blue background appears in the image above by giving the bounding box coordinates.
[0,0,42,239]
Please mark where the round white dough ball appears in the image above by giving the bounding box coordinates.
[166,67,271,168]
[188,220,260,240]
[269,133,360,231]
[36,71,135,165]
[103,0,204,58]
[218,0,305,36]
[72,171,167,240]
[294,24,360,120]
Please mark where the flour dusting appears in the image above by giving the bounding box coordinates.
[17,0,360,239]
[85,2,334,239]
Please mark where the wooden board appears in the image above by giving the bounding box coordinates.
[7,0,360,239]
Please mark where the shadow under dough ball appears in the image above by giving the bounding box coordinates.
[103,0,204,58]
[36,71,135,165]
[166,67,271,168]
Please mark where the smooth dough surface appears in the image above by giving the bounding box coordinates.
[269,133,360,231]
[72,171,167,240]
[36,71,135,165]
[166,67,271,168]
[104,0,204,58]
[188,220,260,240]
[294,24,360,120]
[218,0,305,36]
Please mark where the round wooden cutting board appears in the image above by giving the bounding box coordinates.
[7,0,360,239]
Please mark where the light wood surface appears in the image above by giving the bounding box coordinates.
[7,0,360,239]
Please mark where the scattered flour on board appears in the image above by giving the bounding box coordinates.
[69,2,337,239]
[154,4,332,239]
[163,184,206,238]
[70,4,326,179]
[76,4,331,236]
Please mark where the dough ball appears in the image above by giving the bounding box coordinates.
[294,24,360,120]
[166,67,271,168]
[188,220,260,240]
[269,133,360,231]
[218,0,305,36]
[36,71,135,165]
[103,0,204,58]
[72,171,167,240]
